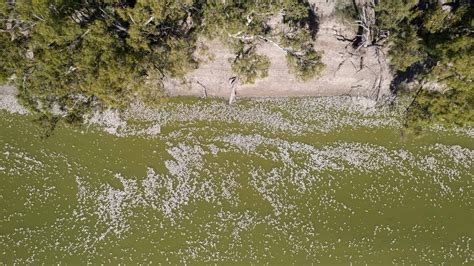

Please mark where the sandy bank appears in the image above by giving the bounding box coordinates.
[163,0,392,101]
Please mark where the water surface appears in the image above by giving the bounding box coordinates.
[1,97,472,264]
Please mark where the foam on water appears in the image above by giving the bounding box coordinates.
[0,96,472,264]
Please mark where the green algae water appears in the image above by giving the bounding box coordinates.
[1,97,473,264]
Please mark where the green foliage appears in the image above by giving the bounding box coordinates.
[200,0,278,39]
[230,43,270,84]
[375,1,474,130]
[281,0,311,24]
[388,25,426,72]
[429,35,474,92]
[200,0,324,83]
[406,88,474,132]
[287,48,324,81]
[374,0,420,31]
[0,0,326,134]
[408,33,474,131]
[200,0,277,83]
[0,0,199,126]
[423,6,463,33]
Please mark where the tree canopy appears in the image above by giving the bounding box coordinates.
[1,0,200,127]
[0,0,324,131]
[2,0,472,133]
[374,0,473,131]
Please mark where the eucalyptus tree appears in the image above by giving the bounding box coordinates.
[373,0,473,130]
[200,0,324,83]
[0,0,203,133]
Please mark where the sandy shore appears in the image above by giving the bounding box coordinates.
[164,0,392,100]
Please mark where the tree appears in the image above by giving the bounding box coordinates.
[229,42,270,84]
[0,0,327,135]
[286,46,324,81]
[0,0,202,131]
[388,24,426,72]
[200,0,324,84]
[374,0,474,130]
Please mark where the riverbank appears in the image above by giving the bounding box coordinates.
[1,84,472,140]
[0,0,397,117]
[163,0,392,100]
